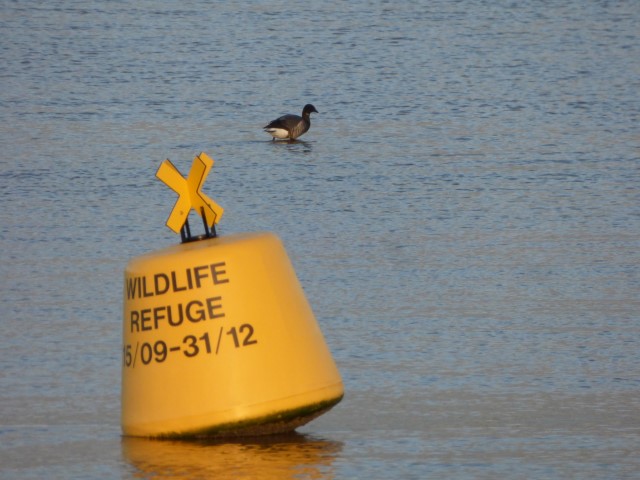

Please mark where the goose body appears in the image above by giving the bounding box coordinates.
[264,104,318,140]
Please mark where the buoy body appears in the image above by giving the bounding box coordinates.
[121,232,343,437]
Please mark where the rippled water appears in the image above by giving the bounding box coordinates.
[1,1,639,478]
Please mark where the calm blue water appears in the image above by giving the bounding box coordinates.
[1,1,639,478]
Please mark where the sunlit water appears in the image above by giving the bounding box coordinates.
[1,1,639,478]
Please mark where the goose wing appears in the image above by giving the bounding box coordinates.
[264,114,302,131]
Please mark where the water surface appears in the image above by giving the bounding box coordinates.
[1,1,639,478]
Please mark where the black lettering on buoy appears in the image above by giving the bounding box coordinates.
[154,273,170,296]
[193,265,209,289]
[127,295,227,334]
[210,262,229,284]
[206,296,225,319]
[170,271,187,293]
[153,305,167,329]
[142,277,154,298]
[140,308,152,331]
[126,262,230,302]
[126,277,139,300]
[186,300,205,323]
[168,303,183,327]
[186,267,194,290]
[130,310,140,332]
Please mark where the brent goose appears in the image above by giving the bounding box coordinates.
[264,104,318,141]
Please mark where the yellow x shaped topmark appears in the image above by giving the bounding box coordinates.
[156,152,224,234]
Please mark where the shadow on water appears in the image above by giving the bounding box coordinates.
[121,431,343,479]
[268,138,314,153]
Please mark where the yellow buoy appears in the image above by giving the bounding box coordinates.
[121,153,343,438]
